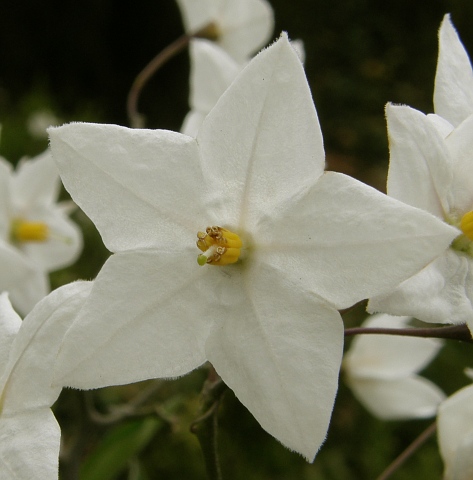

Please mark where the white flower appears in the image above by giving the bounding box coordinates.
[367,102,473,329]
[0,281,92,479]
[434,14,473,128]
[344,314,445,420]
[175,0,274,62]
[0,151,83,315]
[438,383,473,480]
[49,34,456,461]
[181,39,242,137]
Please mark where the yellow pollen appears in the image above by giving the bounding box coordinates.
[460,211,473,242]
[196,226,242,266]
[11,219,49,243]
[194,22,221,41]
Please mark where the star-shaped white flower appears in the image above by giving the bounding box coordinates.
[438,382,473,480]
[367,103,473,329]
[434,14,473,128]
[49,35,456,461]
[0,151,83,315]
[0,281,92,479]
[344,314,445,420]
[175,0,274,62]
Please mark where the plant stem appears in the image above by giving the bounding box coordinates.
[126,33,192,128]
[190,368,228,480]
[376,422,437,480]
[345,323,472,343]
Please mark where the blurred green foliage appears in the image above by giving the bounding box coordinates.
[1,1,473,478]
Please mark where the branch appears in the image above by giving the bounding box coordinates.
[376,422,437,480]
[345,323,473,343]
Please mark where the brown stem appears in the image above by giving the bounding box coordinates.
[376,422,437,480]
[126,33,192,128]
[344,323,472,343]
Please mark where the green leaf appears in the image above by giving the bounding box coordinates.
[79,417,161,480]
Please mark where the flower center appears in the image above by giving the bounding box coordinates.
[10,218,49,243]
[449,210,473,256]
[460,211,473,241]
[196,226,242,266]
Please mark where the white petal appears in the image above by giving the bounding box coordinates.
[11,151,60,210]
[0,408,60,480]
[446,430,473,480]
[385,104,453,218]
[438,384,473,480]
[175,0,217,33]
[181,110,206,138]
[54,250,218,389]
[7,267,49,318]
[427,113,454,137]
[434,15,473,127]
[445,113,473,213]
[0,158,12,238]
[218,0,274,62]
[188,39,241,114]
[198,33,324,231]
[0,281,92,413]
[49,124,204,252]
[0,293,21,376]
[206,262,344,461]
[344,314,443,378]
[368,250,473,326]
[346,375,445,420]
[258,171,458,309]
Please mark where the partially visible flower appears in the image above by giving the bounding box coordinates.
[434,14,473,128]
[344,314,445,420]
[49,35,456,461]
[175,0,274,62]
[438,383,473,480]
[0,281,92,479]
[0,151,82,315]
[367,103,473,330]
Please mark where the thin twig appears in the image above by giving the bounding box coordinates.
[126,34,191,127]
[376,422,437,480]
[345,323,472,343]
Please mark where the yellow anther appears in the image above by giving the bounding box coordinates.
[460,211,473,242]
[196,226,242,266]
[11,219,49,243]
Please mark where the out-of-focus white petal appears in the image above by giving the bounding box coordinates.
[181,111,206,138]
[260,171,458,309]
[427,113,454,137]
[188,39,241,114]
[49,124,204,253]
[176,0,274,62]
[206,262,343,461]
[11,151,60,210]
[218,0,274,62]
[0,159,12,238]
[0,281,92,413]
[198,33,324,231]
[0,408,60,480]
[54,251,217,389]
[347,376,445,420]
[434,14,473,127]
[386,104,453,218]
[368,251,473,326]
[438,384,473,480]
[344,314,443,379]
[0,293,21,375]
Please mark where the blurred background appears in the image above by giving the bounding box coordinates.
[1,1,473,478]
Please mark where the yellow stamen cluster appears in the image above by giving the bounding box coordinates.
[196,226,242,266]
[11,219,49,243]
[195,22,221,41]
[460,211,473,242]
